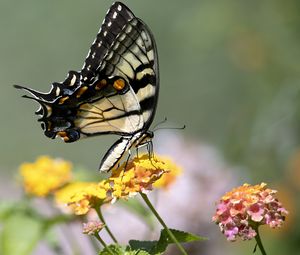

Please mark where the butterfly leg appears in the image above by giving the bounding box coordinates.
[137,140,157,169]
[121,150,131,181]
[147,140,158,169]
[124,149,131,170]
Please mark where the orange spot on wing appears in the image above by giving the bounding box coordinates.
[113,78,126,91]
[76,86,88,98]
[95,79,107,90]
[57,131,70,142]
[59,96,69,104]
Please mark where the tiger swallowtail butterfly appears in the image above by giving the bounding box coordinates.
[14,2,159,172]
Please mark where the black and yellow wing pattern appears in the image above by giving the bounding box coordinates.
[15,2,159,172]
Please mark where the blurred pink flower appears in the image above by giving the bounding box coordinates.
[82,221,104,235]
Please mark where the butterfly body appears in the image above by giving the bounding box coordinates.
[15,2,159,172]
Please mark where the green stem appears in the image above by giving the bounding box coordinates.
[94,206,118,243]
[140,193,188,255]
[94,233,114,255]
[254,226,267,255]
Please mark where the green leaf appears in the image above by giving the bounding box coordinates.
[99,244,155,255]
[129,239,165,255]
[128,229,206,255]
[153,229,207,254]
[99,244,124,255]
[129,240,158,252]
[130,250,151,255]
[160,228,207,243]
[0,212,44,255]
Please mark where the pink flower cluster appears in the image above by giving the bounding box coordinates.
[212,183,288,241]
[82,221,104,235]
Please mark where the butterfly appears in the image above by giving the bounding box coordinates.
[14,2,159,172]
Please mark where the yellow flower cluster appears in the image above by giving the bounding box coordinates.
[19,154,181,215]
[19,156,72,197]
[55,182,110,215]
[108,154,173,199]
[153,156,181,189]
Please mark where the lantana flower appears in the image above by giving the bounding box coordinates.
[212,183,288,241]
[19,156,72,197]
[82,221,104,235]
[55,181,111,215]
[153,156,182,189]
[108,154,176,200]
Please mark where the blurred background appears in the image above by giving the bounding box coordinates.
[1,0,300,254]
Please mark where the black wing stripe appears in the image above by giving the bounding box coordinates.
[102,22,153,80]
[104,16,149,57]
[103,21,144,61]
[139,95,156,111]
[78,106,116,116]
[81,2,135,83]
[92,30,140,79]
[79,110,141,128]
[131,72,156,93]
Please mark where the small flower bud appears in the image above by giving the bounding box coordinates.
[82,221,104,235]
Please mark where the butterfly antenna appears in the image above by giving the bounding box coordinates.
[153,124,186,132]
[152,117,168,130]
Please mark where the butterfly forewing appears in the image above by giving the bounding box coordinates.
[100,17,159,130]
[81,2,135,84]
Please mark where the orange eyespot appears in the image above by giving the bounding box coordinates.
[113,78,126,91]
[59,96,69,104]
[57,131,67,137]
[95,79,107,90]
[76,86,88,98]
[63,136,70,142]
[57,131,69,142]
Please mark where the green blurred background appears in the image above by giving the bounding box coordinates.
[1,0,300,254]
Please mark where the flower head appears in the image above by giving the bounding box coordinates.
[153,156,182,189]
[108,154,174,200]
[55,181,111,215]
[212,183,288,241]
[82,221,104,235]
[19,156,72,197]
